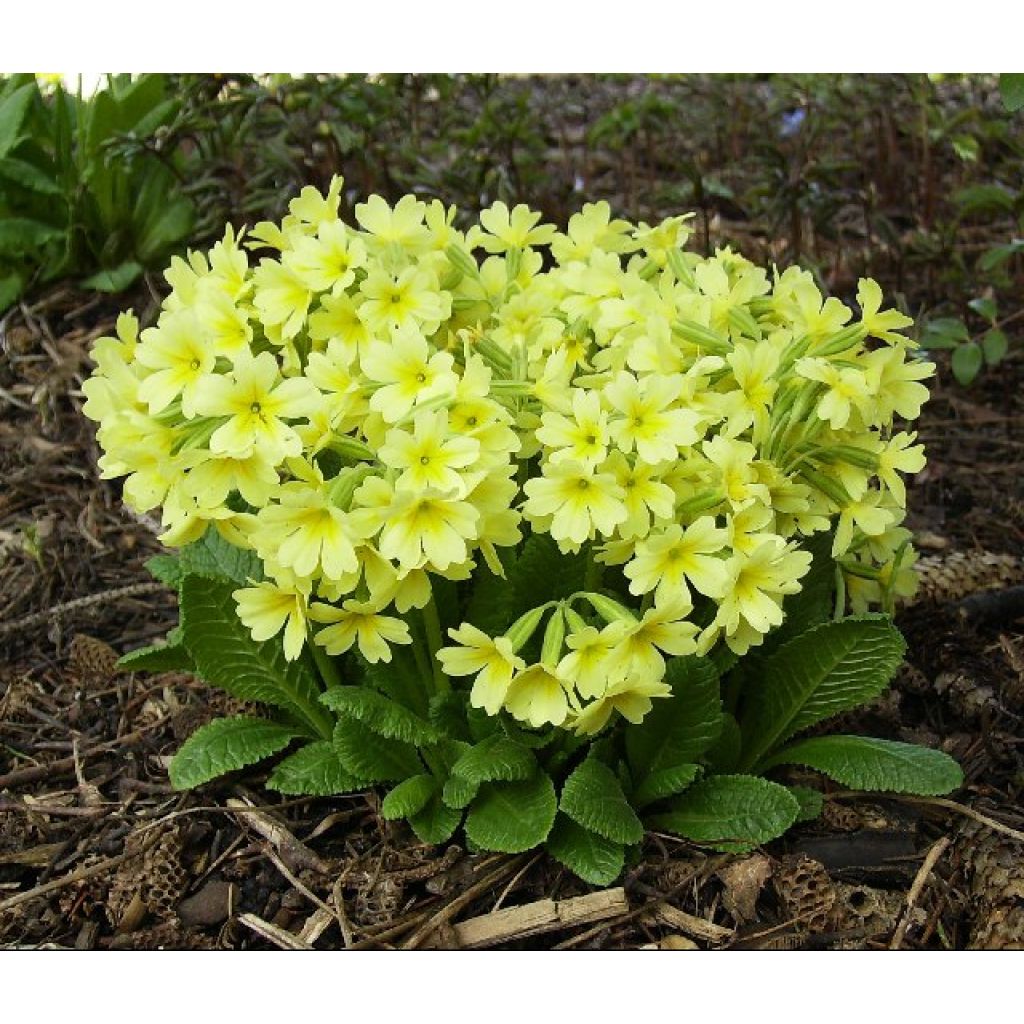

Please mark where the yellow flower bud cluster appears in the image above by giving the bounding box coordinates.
[83,177,932,736]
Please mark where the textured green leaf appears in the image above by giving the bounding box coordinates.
[357,643,430,717]
[788,785,824,823]
[465,772,557,853]
[178,529,262,585]
[408,792,463,845]
[632,763,701,809]
[180,574,331,739]
[560,758,644,845]
[169,717,298,790]
[441,773,480,809]
[546,815,625,886]
[450,735,536,784]
[333,717,422,782]
[625,656,721,780]
[321,687,441,745]
[117,637,193,673]
[653,775,799,852]
[266,740,365,796]
[381,774,439,820]
[765,736,964,796]
[738,615,905,771]
[144,553,183,587]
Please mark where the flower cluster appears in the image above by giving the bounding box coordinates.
[84,178,931,736]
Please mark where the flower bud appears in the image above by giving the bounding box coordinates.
[504,605,549,652]
[540,605,566,668]
[446,244,479,280]
[581,592,638,626]
[672,319,731,356]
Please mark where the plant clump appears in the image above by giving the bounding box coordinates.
[83,179,961,882]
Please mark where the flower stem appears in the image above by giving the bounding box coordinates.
[310,639,343,691]
[421,593,450,695]
[584,543,603,593]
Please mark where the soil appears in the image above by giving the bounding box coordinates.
[1,278,1022,950]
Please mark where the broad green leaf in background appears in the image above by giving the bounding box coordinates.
[80,260,143,293]
[559,758,644,845]
[763,736,964,796]
[653,775,800,853]
[0,82,37,157]
[169,717,299,790]
[999,73,1024,113]
[266,740,365,795]
[982,329,1008,366]
[180,573,331,738]
[631,763,701,809]
[738,615,906,771]
[546,815,625,886]
[952,341,983,386]
[408,792,463,845]
[464,772,557,853]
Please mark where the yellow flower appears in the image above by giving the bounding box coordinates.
[625,517,730,603]
[556,621,627,699]
[438,623,525,714]
[359,266,450,337]
[379,409,480,495]
[474,201,556,253]
[523,460,627,547]
[503,663,570,728]
[877,432,926,506]
[605,599,698,679]
[135,311,216,416]
[195,352,318,462]
[309,599,412,662]
[355,193,430,256]
[234,579,309,661]
[360,327,458,424]
[605,371,700,463]
[857,278,913,345]
[571,675,672,735]
[603,450,675,539]
[375,489,480,572]
[285,219,366,294]
[714,538,811,637]
[536,388,609,467]
[796,357,871,430]
[252,258,312,340]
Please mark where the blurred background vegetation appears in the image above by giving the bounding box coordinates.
[1,72,1021,384]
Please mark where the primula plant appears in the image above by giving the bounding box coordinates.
[83,179,962,883]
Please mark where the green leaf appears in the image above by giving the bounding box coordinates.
[465,772,557,853]
[180,574,331,739]
[0,82,37,158]
[952,342,983,386]
[978,241,1024,273]
[81,260,143,293]
[737,615,906,771]
[953,184,1016,218]
[408,792,463,845]
[560,758,644,845]
[178,528,262,585]
[625,656,721,780]
[117,636,193,673]
[144,553,182,588]
[450,735,537,784]
[0,156,61,195]
[632,763,701,809]
[982,329,1008,366]
[333,717,422,782]
[1000,73,1024,112]
[788,785,824,823]
[321,687,441,745]
[0,271,23,313]
[922,316,970,349]
[546,816,625,886]
[968,296,998,323]
[767,533,835,649]
[169,717,299,790]
[0,218,64,256]
[441,774,480,809]
[653,775,800,853]
[381,774,439,820]
[765,736,963,796]
[266,740,365,796]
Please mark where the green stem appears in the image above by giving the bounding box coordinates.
[421,594,450,695]
[310,636,343,690]
[584,543,603,593]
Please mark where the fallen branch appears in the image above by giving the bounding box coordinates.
[238,913,313,951]
[226,797,330,875]
[889,835,951,950]
[448,888,629,949]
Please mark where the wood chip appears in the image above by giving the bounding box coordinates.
[448,887,629,949]
[646,903,733,944]
[238,913,314,950]
[226,797,329,874]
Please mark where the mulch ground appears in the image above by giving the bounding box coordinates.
[1,284,1022,951]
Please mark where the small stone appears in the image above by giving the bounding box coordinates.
[177,880,235,928]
